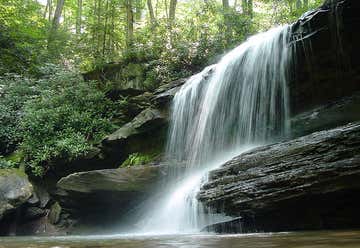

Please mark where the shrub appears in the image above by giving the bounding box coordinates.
[18,66,117,176]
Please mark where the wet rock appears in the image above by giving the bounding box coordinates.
[56,164,172,229]
[289,0,360,115]
[49,202,62,225]
[152,78,188,108]
[101,108,168,165]
[23,207,46,221]
[0,169,33,220]
[202,218,243,233]
[33,184,50,209]
[291,92,360,138]
[199,122,360,232]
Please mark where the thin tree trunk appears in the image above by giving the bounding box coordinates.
[242,0,247,14]
[147,0,156,25]
[223,0,231,45]
[76,0,82,34]
[296,0,302,9]
[52,0,65,31]
[103,0,109,56]
[108,0,115,54]
[222,0,229,9]
[168,0,177,23]
[97,0,102,57]
[303,0,308,8]
[48,0,53,22]
[43,0,49,19]
[125,0,134,48]
[248,0,253,17]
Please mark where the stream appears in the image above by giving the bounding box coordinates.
[1,230,360,248]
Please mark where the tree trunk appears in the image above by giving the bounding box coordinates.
[242,0,247,14]
[168,0,177,23]
[303,0,308,8]
[125,0,134,48]
[43,0,49,19]
[296,0,302,9]
[48,0,53,22]
[248,0,253,17]
[147,0,156,25]
[103,0,109,56]
[222,0,229,9]
[223,0,231,45]
[76,0,82,34]
[52,0,65,31]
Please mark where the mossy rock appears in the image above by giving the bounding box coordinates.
[0,168,33,220]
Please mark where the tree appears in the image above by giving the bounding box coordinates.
[125,0,134,48]
[76,0,82,34]
[169,0,177,23]
[147,0,156,26]
[52,0,65,31]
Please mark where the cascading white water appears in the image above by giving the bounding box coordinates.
[138,25,293,234]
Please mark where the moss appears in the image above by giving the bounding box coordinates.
[5,150,23,163]
[0,168,27,177]
[120,151,161,168]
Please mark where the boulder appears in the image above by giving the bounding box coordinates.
[56,164,172,229]
[23,207,46,221]
[101,108,168,165]
[199,122,360,232]
[152,77,188,108]
[49,202,62,225]
[0,169,33,221]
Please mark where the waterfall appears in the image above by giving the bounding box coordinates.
[138,25,293,234]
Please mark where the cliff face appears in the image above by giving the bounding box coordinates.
[289,0,360,115]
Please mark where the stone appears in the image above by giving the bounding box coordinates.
[49,202,62,225]
[0,169,33,221]
[101,108,168,166]
[199,122,360,232]
[23,207,46,220]
[291,92,360,138]
[55,164,174,229]
[289,0,360,115]
[33,184,51,209]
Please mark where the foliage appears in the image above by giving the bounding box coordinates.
[0,156,17,169]
[120,152,159,167]
[19,67,117,176]
[0,0,49,75]
[0,74,38,154]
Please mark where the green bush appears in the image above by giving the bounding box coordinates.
[0,156,17,169]
[19,68,117,176]
[0,74,38,154]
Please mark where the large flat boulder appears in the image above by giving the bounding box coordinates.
[56,164,172,230]
[199,122,360,232]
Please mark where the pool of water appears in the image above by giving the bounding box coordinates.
[1,230,360,248]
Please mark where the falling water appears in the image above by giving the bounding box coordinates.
[138,25,293,234]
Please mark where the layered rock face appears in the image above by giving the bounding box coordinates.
[199,122,360,232]
[289,0,360,115]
